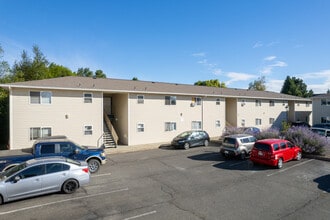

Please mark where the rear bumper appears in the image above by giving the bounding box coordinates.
[220,148,240,157]
[250,157,277,166]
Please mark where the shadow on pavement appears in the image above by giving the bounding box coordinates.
[314,174,330,193]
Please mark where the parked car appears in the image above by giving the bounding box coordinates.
[312,123,330,129]
[0,157,90,205]
[291,121,311,128]
[240,127,261,135]
[171,130,210,150]
[0,136,106,173]
[220,134,256,159]
[250,139,302,169]
[311,127,330,139]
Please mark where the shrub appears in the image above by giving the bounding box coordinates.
[284,126,329,155]
[255,128,280,140]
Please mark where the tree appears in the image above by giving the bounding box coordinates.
[248,76,266,91]
[94,70,106,78]
[0,45,10,79]
[194,79,226,88]
[48,63,74,78]
[76,67,93,77]
[280,76,313,98]
[132,77,139,81]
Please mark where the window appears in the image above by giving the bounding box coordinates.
[137,95,144,104]
[306,102,310,107]
[191,121,202,130]
[84,93,93,103]
[165,96,176,105]
[269,100,275,106]
[30,127,52,140]
[321,116,330,123]
[269,118,275,124]
[40,144,56,154]
[215,120,221,128]
[321,99,330,106]
[216,98,221,105]
[84,125,93,135]
[46,163,70,174]
[255,118,262,125]
[30,91,52,104]
[273,144,279,151]
[137,123,145,132]
[280,142,286,149]
[165,122,176,131]
[60,143,75,153]
[193,97,202,105]
[241,119,246,127]
[18,165,45,179]
[241,99,246,106]
[255,100,261,106]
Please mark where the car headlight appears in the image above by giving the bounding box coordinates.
[101,152,106,157]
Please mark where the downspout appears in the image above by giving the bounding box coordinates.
[9,86,13,149]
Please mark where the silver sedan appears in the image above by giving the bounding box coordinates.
[0,157,90,204]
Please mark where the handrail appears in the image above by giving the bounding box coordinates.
[97,133,104,148]
[104,112,119,145]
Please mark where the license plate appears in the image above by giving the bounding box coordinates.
[258,151,263,156]
[224,150,229,154]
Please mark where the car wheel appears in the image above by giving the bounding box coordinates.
[62,179,79,194]
[296,152,302,161]
[240,151,247,160]
[204,140,209,147]
[184,142,190,150]
[277,158,283,169]
[88,159,101,173]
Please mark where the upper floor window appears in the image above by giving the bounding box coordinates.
[192,97,202,105]
[255,118,262,125]
[216,98,221,105]
[137,95,144,104]
[84,93,93,103]
[306,102,310,107]
[321,99,330,106]
[165,96,176,105]
[269,100,275,106]
[255,100,261,106]
[30,91,52,104]
[215,120,221,128]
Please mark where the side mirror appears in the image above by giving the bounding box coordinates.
[13,175,21,183]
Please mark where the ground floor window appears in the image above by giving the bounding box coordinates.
[137,123,145,132]
[215,120,221,128]
[269,118,275,124]
[30,127,52,140]
[255,118,262,126]
[84,125,93,135]
[191,121,202,130]
[165,122,176,131]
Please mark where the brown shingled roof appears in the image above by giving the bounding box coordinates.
[0,76,311,101]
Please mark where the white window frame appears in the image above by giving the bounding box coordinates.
[216,98,221,105]
[165,122,176,131]
[269,100,275,106]
[215,120,221,128]
[137,95,144,104]
[137,123,145,132]
[255,100,261,106]
[84,93,93,103]
[191,121,202,130]
[30,127,52,140]
[255,118,262,125]
[165,96,176,105]
[30,91,52,104]
[194,97,202,105]
[269,118,275,124]
[84,125,93,135]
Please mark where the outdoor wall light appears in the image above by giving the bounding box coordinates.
[65,114,69,119]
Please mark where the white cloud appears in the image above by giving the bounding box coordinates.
[253,41,263,48]
[271,61,287,67]
[265,79,284,92]
[226,72,256,85]
[212,68,222,75]
[192,52,206,57]
[264,56,276,61]
[298,69,330,93]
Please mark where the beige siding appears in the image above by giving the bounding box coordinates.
[127,94,225,145]
[313,97,329,124]
[10,88,103,149]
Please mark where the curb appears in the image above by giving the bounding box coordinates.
[303,154,330,162]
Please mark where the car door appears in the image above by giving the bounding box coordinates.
[286,141,297,160]
[5,165,44,200]
[42,163,70,192]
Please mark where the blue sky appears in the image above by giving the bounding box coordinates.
[1,0,330,93]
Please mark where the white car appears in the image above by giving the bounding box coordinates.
[0,157,90,204]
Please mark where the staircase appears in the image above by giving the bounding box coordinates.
[103,122,117,148]
[102,113,119,148]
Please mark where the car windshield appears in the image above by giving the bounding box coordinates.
[177,131,192,138]
[0,162,27,180]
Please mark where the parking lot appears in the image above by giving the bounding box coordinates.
[0,143,329,220]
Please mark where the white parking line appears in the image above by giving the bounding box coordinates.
[93,172,112,177]
[267,159,314,177]
[0,188,129,216]
[124,210,157,220]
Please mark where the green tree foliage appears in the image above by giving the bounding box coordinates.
[248,76,266,91]
[194,79,226,88]
[94,69,106,78]
[0,45,10,79]
[132,77,139,81]
[76,67,93,77]
[48,63,74,78]
[280,76,313,98]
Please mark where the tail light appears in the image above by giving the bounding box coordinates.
[235,141,239,148]
[82,168,89,173]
